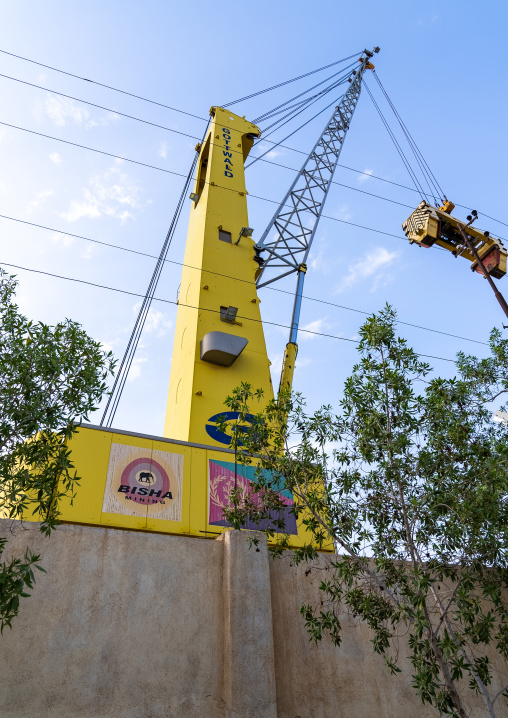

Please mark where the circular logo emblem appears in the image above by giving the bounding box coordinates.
[120,458,171,505]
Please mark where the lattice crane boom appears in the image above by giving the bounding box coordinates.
[254,48,379,394]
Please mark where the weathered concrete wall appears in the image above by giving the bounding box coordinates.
[0,520,506,718]
[0,521,225,718]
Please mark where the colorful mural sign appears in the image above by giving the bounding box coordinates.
[208,459,297,535]
[103,443,183,521]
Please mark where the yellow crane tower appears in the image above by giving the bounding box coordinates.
[21,50,379,548]
[164,107,274,446]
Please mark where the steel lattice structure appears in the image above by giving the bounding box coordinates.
[255,51,376,341]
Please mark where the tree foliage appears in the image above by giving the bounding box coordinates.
[0,270,115,629]
[220,306,508,717]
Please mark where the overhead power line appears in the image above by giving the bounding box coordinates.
[0,119,427,237]
[0,212,488,347]
[0,72,413,211]
[0,259,457,363]
[0,48,206,123]
[0,59,506,227]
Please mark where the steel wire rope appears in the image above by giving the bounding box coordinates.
[0,70,505,228]
[252,63,356,129]
[258,75,350,136]
[246,90,350,170]
[0,212,488,346]
[0,259,458,364]
[373,71,446,203]
[222,52,363,106]
[364,81,428,201]
[0,73,419,211]
[371,74,440,204]
[100,120,209,426]
[251,61,358,124]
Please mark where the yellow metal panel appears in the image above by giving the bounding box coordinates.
[45,426,331,550]
[147,437,190,535]
[164,107,274,448]
[99,432,152,530]
[188,446,209,538]
[57,426,112,525]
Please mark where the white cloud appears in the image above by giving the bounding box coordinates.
[45,96,89,126]
[45,96,118,130]
[300,317,329,340]
[254,143,283,160]
[333,203,352,222]
[159,141,169,159]
[60,166,143,223]
[127,356,148,382]
[358,169,373,183]
[86,112,120,130]
[337,247,400,293]
[132,302,173,338]
[81,243,99,260]
[52,232,74,247]
[49,152,62,165]
[27,189,54,214]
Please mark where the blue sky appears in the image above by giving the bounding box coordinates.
[1,0,507,435]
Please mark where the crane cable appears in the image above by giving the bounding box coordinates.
[364,81,429,202]
[222,52,362,106]
[100,119,209,427]
[0,69,506,228]
[372,71,446,204]
[252,61,357,125]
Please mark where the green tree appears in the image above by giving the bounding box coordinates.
[0,270,115,630]
[220,306,508,718]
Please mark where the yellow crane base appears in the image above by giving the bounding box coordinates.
[22,424,331,550]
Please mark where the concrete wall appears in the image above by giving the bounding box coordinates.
[0,520,505,718]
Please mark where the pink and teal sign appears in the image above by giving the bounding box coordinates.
[208,459,297,535]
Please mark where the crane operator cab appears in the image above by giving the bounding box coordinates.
[402,200,507,279]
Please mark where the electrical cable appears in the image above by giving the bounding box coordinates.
[0,73,505,229]
[0,119,437,230]
[0,47,357,141]
[0,71,418,211]
[0,259,458,363]
[0,212,488,346]
[0,48,206,123]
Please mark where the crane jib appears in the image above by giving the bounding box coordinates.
[254,51,378,352]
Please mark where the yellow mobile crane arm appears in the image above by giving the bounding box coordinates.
[403,200,508,321]
[403,200,507,279]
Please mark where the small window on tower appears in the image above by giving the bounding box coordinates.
[219,230,232,244]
